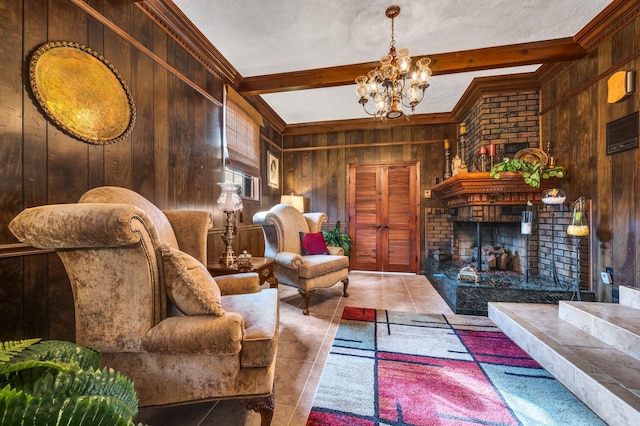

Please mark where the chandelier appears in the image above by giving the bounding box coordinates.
[356,5,432,121]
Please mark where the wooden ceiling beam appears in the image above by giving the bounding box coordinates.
[237,38,586,95]
[282,112,456,136]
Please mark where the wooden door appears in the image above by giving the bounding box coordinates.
[347,162,420,272]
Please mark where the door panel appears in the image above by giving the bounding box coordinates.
[348,162,419,272]
[349,166,381,270]
[385,165,416,271]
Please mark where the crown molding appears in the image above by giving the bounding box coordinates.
[135,0,240,84]
[574,0,640,51]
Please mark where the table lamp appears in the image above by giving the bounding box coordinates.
[217,182,243,265]
[281,193,304,212]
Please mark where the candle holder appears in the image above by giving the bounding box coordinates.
[488,143,496,169]
[444,139,452,179]
[455,122,468,174]
[217,182,243,266]
[474,146,488,172]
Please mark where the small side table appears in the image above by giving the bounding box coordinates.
[207,257,278,288]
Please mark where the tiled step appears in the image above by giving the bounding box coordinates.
[559,300,640,362]
[620,285,640,310]
[489,302,640,426]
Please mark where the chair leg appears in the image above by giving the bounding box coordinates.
[241,391,274,426]
[299,289,315,315]
[342,277,350,297]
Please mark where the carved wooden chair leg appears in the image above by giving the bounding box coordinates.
[241,391,275,426]
[341,277,350,297]
[299,289,314,315]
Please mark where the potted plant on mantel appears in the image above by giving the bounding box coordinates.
[489,157,564,188]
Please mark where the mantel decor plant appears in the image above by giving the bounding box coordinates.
[322,220,352,256]
[0,338,144,426]
[489,158,564,188]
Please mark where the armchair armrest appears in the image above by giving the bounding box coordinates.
[215,272,261,295]
[163,210,212,265]
[143,313,244,355]
[9,204,149,249]
[274,251,303,268]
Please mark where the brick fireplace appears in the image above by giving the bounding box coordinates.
[426,173,593,315]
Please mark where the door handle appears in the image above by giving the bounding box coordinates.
[376,224,382,229]
[383,224,389,229]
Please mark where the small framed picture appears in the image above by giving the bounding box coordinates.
[267,150,280,189]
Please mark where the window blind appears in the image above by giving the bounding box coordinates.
[225,86,263,177]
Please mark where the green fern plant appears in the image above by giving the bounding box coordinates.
[322,220,352,256]
[0,339,144,425]
[489,158,564,188]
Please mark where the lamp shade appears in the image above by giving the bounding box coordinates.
[281,194,304,213]
[216,182,243,212]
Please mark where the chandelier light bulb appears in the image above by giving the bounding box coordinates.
[355,5,431,121]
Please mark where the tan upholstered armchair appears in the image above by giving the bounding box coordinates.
[9,186,279,426]
[253,204,349,315]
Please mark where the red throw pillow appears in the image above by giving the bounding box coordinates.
[300,232,330,255]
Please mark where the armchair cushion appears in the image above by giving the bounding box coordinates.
[298,255,350,279]
[299,232,329,255]
[222,289,279,368]
[160,245,225,316]
[143,313,244,355]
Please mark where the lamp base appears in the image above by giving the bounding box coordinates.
[219,210,237,266]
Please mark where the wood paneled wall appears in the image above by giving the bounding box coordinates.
[0,0,279,341]
[540,11,640,299]
[283,123,456,265]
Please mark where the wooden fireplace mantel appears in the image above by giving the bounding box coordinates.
[432,172,562,208]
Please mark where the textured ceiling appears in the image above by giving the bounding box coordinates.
[172,0,613,124]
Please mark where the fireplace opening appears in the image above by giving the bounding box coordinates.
[425,205,595,315]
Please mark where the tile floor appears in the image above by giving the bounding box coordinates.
[136,272,454,426]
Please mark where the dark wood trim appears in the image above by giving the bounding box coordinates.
[135,0,286,132]
[260,134,283,153]
[284,139,444,153]
[283,112,456,136]
[135,0,239,84]
[0,243,54,258]
[69,0,222,107]
[574,0,640,51]
[238,38,585,95]
[249,95,286,134]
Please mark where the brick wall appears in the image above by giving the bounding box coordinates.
[425,208,453,256]
[460,90,540,171]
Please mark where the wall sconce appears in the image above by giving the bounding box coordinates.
[217,182,243,265]
[607,70,635,103]
[281,193,304,212]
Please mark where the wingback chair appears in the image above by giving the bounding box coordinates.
[253,204,349,315]
[9,186,279,426]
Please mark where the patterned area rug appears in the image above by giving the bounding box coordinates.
[307,307,605,426]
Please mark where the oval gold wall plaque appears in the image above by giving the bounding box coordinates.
[29,41,136,145]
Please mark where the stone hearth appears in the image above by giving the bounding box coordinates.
[425,259,595,316]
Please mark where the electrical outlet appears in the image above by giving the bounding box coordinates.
[424,189,432,198]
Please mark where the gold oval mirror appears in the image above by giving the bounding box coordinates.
[29,41,136,145]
